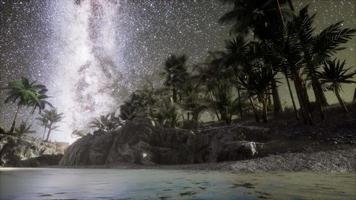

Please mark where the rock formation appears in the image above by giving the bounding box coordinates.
[0,134,67,167]
[60,122,269,166]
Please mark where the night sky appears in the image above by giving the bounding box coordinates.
[0,0,355,142]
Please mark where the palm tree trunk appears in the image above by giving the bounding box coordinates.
[334,88,348,113]
[214,110,221,121]
[292,71,313,125]
[271,78,282,114]
[313,78,328,106]
[261,98,268,123]
[249,97,260,122]
[311,79,325,120]
[9,105,21,134]
[237,87,243,119]
[45,128,52,142]
[172,88,177,103]
[45,123,53,141]
[42,127,47,140]
[285,74,299,119]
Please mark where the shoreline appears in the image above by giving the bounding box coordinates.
[42,148,355,173]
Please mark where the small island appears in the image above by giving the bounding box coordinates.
[0,0,355,199]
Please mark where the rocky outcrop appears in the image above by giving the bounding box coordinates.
[0,134,67,167]
[224,148,356,172]
[60,122,269,166]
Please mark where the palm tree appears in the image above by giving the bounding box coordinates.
[119,100,137,121]
[162,54,189,103]
[37,109,63,141]
[37,116,49,140]
[179,77,207,124]
[25,85,52,123]
[318,59,356,112]
[149,95,182,128]
[119,89,156,121]
[290,6,355,118]
[206,80,240,124]
[239,66,277,122]
[4,77,48,134]
[253,41,284,115]
[14,122,35,136]
[90,112,122,133]
[223,36,250,118]
[219,0,292,39]
[201,51,242,124]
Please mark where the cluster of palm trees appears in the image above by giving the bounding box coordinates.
[24,0,354,135]
[3,77,63,141]
[110,0,355,129]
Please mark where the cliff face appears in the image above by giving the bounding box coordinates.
[0,134,67,167]
[60,122,269,166]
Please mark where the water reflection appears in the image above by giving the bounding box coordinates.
[0,168,355,200]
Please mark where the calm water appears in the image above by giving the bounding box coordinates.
[0,168,355,200]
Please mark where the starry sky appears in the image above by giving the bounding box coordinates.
[0,0,355,142]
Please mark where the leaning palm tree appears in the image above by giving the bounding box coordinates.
[4,77,46,134]
[318,59,356,112]
[14,122,35,136]
[25,85,52,123]
[37,108,63,141]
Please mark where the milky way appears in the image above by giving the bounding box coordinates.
[0,0,355,142]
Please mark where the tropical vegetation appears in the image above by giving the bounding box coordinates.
[37,108,63,141]
[1,0,355,141]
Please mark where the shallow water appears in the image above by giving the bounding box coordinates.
[0,168,355,200]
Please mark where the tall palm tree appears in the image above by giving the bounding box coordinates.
[318,59,356,112]
[201,51,244,124]
[4,77,47,134]
[223,36,249,118]
[162,54,189,103]
[37,109,63,141]
[291,6,355,118]
[219,0,295,116]
[268,32,302,119]
[219,0,292,40]
[254,41,284,115]
[37,116,49,140]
